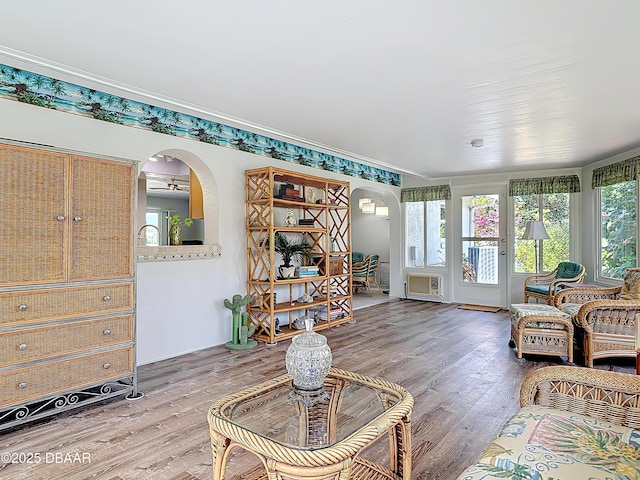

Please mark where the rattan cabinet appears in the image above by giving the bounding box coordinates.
[0,143,137,430]
[246,167,352,344]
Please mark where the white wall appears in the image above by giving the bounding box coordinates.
[0,97,401,365]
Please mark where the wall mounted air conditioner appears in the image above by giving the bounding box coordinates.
[405,274,443,301]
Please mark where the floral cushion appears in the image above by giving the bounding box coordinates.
[621,268,640,300]
[475,405,640,480]
[510,304,571,330]
[456,463,523,479]
[557,302,582,320]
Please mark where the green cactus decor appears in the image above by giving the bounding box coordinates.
[224,294,257,350]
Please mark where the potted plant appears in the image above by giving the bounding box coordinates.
[167,213,193,246]
[273,232,313,279]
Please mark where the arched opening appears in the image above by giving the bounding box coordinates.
[351,188,395,308]
[137,148,219,250]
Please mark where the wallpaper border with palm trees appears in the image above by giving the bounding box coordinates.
[0,64,400,186]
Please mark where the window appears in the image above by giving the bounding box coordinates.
[599,181,636,279]
[143,211,161,246]
[461,194,499,283]
[513,193,570,273]
[404,200,446,267]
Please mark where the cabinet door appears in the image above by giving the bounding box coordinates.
[0,145,69,286]
[70,156,135,281]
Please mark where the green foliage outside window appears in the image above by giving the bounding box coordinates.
[514,193,570,273]
[601,181,636,279]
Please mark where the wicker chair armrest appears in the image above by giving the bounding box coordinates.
[548,277,581,296]
[520,366,640,428]
[351,262,369,275]
[553,287,621,307]
[524,270,557,287]
[574,299,640,330]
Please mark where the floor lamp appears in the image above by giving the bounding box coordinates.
[522,221,549,273]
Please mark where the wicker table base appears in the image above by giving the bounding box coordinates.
[207,369,413,480]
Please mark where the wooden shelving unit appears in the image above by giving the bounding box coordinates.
[245,167,352,344]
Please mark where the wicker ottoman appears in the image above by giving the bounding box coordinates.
[509,303,574,363]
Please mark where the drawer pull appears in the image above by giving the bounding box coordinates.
[103,329,111,335]
[18,304,28,312]
[103,363,111,369]
[73,215,83,222]
[103,295,111,302]
[18,382,27,389]
[56,215,65,221]
[18,343,27,350]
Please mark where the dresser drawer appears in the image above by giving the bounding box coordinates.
[0,283,133,327]
[0,315,133,367]
[0,347,134,408]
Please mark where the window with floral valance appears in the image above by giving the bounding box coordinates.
[592,156,640,280]
[402,184,449,268]
[510,175,579,274]
[400,184,451,202]
[508,175,581,196]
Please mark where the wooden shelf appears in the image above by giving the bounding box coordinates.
[245,167,352,344]
[252,314,354,344]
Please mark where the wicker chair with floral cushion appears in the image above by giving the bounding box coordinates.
[523,261,586,304]
[553,268,640,367]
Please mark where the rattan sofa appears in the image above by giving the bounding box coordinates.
[553,286,640,367]
[456,365,640,479]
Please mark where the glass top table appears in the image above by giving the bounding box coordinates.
[207,368,414,479]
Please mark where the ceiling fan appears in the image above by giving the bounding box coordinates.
[149,177,190,192]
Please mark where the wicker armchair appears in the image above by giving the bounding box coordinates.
[523,261,585,304]
[554,286,640,367]
[520,365,640,428]
[352,254,382,296]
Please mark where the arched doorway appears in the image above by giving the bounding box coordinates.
[351,188,393,308]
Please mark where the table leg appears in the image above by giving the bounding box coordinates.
[210,432,231,480]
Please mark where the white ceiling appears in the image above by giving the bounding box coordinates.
[2,1,640,180]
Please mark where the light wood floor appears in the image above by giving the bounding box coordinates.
[1,300,635,480]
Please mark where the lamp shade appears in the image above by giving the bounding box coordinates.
[522,221,549,240]
[358,198,372,209]
[361,202,375,213]
[375,206,389,217]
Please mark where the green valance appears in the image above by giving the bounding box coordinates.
[508,175,581,196]
[400,185,451,202]
[592,156,640,188]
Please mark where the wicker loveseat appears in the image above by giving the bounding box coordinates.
[456,366,640,479]
[554,286,640,367]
